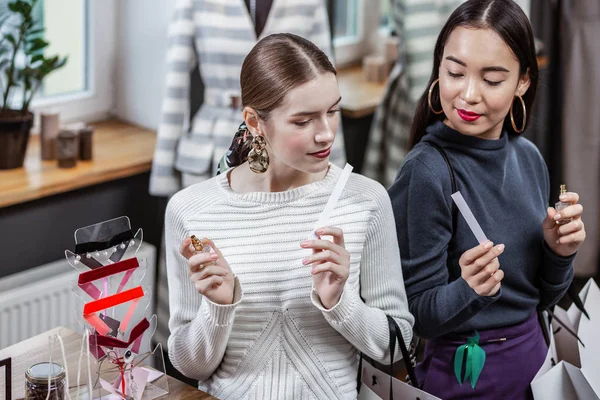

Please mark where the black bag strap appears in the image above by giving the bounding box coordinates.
[545,306,586,347]
[425,141,588,348]
[356,316,418,399]
[566,283,590,320]
[425,141,458,230]
[388,316,418,390]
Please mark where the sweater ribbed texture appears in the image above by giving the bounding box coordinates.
[165,164,414,399]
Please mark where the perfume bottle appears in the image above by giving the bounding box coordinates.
[190,235,212,253]
[554,184,572,225]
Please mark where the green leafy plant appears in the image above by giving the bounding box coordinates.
[0,0,67,114]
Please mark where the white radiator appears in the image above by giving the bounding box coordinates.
[0,242,156,350]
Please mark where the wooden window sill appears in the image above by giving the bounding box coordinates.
[338,65,386,119]
[0,119,156,209]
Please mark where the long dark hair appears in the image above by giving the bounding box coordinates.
[223,33,337,169]
[408,0,539,151]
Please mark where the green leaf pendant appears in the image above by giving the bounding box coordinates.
[453,331,486,389]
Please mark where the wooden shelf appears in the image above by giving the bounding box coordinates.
[0,119,157,209]
[338,65,386,119]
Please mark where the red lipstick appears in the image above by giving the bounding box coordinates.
[309,147,331,159]
[457,109,481,122]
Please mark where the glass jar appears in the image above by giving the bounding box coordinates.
[25,362,66,400]
[78,126,94,161]
[56,129,79,168]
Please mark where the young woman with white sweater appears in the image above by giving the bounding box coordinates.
[164,33,414,400]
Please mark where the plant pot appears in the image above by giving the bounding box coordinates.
[0,110,34,170]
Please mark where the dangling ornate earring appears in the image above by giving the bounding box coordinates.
[248,134,269,174]
[510,95,526,133]
[428,78,444,115]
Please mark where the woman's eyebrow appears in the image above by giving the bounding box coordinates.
[446,55,510,73]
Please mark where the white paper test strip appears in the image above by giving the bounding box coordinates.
[451,191,488,244]
[310,163,354,239]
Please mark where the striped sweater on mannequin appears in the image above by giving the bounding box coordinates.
[164,164,414,400]
[364,0,466,187]
[150,0,346,197]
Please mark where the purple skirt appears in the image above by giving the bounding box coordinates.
[415,312,547,400]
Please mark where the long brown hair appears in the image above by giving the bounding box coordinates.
[408,0,539,151]
[224,33,337,168]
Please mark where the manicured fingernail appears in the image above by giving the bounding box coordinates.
[311,267,316,274]
[497,244,505,252]
[302,258,309,265]
[301,241,309,247]
[316,229,324,235]
[210,253,218,259]
[554,214,562,220]
[484,241,493,249]
[560,194,567,201]
[556,239,561,244]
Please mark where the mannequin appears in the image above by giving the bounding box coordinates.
[244,0,274,37]
[149,0,345,197]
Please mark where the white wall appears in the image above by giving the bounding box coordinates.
[113,1,174,130]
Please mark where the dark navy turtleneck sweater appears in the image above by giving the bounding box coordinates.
[389,121,575,339]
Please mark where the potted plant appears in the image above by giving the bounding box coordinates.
[0,0,67,169]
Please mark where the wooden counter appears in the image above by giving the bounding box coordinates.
[0,327,216,399]
[338,65,386,119]
[0,120,156,209]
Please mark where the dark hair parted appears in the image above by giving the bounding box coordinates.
[408,0,539,150]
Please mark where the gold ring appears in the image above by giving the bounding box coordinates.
[200,260,217,269]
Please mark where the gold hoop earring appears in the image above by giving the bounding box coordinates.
[428,78,444,115]
[248,134,269,174]
[510,95,527,133]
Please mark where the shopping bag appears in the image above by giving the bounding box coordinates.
[532,310,558,382]
[531,361,599,400]
[358,356,441,400]
[531,279,600,399]
[357,316,441,400]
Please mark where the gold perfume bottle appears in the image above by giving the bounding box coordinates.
[191,235,212,253]
[554,184,572,225]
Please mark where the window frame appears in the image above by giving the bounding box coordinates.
[29,0,116,127]
[333,0,386,68]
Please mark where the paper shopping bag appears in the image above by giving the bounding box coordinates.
[531,360,599,400]
[532,279,600,399]
[358,357,441,400]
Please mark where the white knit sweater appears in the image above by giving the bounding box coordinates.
[165,164,414,400]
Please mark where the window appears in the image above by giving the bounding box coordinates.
[379,0,392,31]
[333,0,359,42]
[37,0,87,97]
[332,0,391,67]
[0,0,87,102]
[1,0,113,124]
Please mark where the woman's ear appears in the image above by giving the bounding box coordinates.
[516,68,531,97]
[242,107,260,136]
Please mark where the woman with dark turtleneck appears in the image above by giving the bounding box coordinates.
[389,1,586,399]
